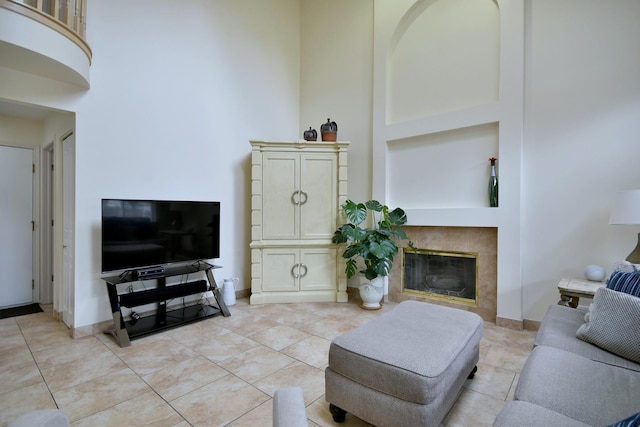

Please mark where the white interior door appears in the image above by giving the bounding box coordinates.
[0,145,33,308]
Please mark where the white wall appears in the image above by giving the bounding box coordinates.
[522,0,640,320]
[70,0,302,327]
[0,0,302,328]
[369,0,640,323]
[299,0,374,205]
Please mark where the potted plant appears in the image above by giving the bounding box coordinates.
[332,199,414,309]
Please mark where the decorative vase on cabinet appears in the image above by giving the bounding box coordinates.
[249,140,350,304]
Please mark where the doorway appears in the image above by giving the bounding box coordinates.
[0,145,34,308]
[36,129,75,328]
[39,130,75,327]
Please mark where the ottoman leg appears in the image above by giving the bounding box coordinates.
[329,403,346,423]
[468,365,478,379]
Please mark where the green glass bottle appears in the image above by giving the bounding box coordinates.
[488,157,498,207]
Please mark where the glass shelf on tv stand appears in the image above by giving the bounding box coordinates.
[102,261,229,347]
[102,261,222,285]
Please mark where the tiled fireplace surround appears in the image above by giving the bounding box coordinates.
[389,226,498,323]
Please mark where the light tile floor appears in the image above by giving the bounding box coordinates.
[0,298,536,426]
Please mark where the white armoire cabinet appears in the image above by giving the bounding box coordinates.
[250,140,349,304]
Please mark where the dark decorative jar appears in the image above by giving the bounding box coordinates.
[303,127,317,141]
[488,157,498,207]
[321,118,338,142]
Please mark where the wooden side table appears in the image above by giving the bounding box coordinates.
[557,278,605,308]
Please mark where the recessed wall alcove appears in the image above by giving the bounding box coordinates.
[388,0,500,123]
[387,122,499,209]
[374,0,524,326]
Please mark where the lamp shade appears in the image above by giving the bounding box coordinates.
[609,190,640,225]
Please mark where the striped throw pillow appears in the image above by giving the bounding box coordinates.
[607,271,640,297]
[608,411,640,427]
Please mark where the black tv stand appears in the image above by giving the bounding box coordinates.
[102,262,230,347]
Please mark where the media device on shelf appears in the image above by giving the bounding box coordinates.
[101,199,220,274]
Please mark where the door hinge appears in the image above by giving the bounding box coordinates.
[32,164,35,173]
[32,280,35,289]
[51,219,54,227]
[51,274,54,282]
[51,163,54,172]
[31,221,35,231]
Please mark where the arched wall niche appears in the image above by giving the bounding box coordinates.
[388,0,500,123]
[372,0,525,325]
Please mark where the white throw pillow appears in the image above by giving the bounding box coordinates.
[576,287,640,364]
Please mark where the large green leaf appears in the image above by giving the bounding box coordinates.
[363,268,379,281]
[365,200,383,212]
[331,226,350,244]
[373,258,393,277]
[343,200,367,225]
[345,259,358,278]
[343,243,366,259]
[369,239,396,259]
[388,207,408,226]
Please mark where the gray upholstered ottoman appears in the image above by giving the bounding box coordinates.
[325,300,483,427]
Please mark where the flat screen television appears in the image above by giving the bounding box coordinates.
[101,199,220,273]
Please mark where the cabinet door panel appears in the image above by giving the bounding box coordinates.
[300,154,337,239]
[263,153,298,239]
[300,248,337,291]
[262,248,299,291]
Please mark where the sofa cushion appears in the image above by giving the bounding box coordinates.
[607,270,640,297]
[493,401,592,427]
[515,346,640,426]
[576,287,640,364]
[535,305,640,372]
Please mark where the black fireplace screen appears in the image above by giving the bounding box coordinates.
[402,249,478,305]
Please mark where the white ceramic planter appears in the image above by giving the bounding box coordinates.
[359,276,384,310]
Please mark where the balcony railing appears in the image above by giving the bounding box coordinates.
[0,0,91,61]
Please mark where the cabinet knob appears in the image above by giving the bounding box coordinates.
[299,191,308,205]
[299,263,308,277]
[291,190,308,205]
[290,263,308,278]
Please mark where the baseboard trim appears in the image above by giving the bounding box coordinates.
[496,316,523,331]
[72,319,112,339]
[237,288,251,299]
[496,316,541,331]
[523,318,541,331]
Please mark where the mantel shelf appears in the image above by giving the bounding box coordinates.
[404,207,501,228]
